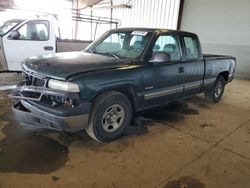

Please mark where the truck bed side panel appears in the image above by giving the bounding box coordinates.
[56,40,92,52]
[203,54,236,91]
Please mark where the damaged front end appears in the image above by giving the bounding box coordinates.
[9,70,91,131]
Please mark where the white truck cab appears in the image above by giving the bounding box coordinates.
[0,17,91,71]
[0,18,57,71]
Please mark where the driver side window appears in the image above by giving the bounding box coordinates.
[16,20,49,41]
[153,35,181,61]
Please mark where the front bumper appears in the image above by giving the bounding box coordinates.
[8,70,92,131]
[12,100,91,131]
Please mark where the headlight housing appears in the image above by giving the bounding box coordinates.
[48,79,80,93]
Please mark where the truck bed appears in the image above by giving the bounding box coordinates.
[203,54,236,86]
[203,54,235,60]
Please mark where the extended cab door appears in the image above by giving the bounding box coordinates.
[180,34,204,95]
[2,19,56,71]
[142,33,185,107]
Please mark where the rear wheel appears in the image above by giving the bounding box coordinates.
[204,75,225,103]
[86,91,132,142]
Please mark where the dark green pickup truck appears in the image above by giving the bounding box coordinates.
[10,28,236,142]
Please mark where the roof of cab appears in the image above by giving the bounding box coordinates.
[111,27,197,36]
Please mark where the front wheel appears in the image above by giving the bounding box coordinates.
[86,91,132,142]
[204,75,225,103]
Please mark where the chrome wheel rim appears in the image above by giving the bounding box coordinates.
[215,82,222,98]
[102,104,125,133]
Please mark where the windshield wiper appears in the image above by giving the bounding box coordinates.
[86,49,95,54]
[86,49,121,59]
[104,52,120,59]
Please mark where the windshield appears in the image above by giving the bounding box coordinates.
[0,19,23,36]
[88,30,152,59]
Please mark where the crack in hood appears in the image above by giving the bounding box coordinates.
[22,51,132,80]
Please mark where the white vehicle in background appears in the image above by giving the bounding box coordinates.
[0,17,91,71]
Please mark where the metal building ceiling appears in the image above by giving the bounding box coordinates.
[79,0,103,7]
[0,0,104,9]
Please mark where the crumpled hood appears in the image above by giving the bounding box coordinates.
[22,51,131,80]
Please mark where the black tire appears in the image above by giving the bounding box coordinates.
[204,75,225,103]
[86,91,132,142]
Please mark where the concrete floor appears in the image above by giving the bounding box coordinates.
[0,73,249,188]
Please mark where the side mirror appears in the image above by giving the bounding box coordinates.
[8,30,20,40]
[149,52,170,64]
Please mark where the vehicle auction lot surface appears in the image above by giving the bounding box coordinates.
[0,73,249,188]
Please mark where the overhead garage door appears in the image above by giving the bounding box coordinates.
[180,0,250,79]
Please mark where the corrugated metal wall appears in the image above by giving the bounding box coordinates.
[113,0,181,29]
[79,0,181,40]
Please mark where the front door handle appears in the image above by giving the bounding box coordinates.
[179,67,184,73]
[44,46,54,51]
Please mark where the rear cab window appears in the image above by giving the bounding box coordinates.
[183,35,200,61]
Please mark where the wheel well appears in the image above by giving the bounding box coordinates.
[218,71,229,82]
[92,87,138,113]
[113,87,137,113]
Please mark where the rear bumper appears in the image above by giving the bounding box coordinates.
[12,100,91,131]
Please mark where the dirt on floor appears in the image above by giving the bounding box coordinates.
[0,73,249,188]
